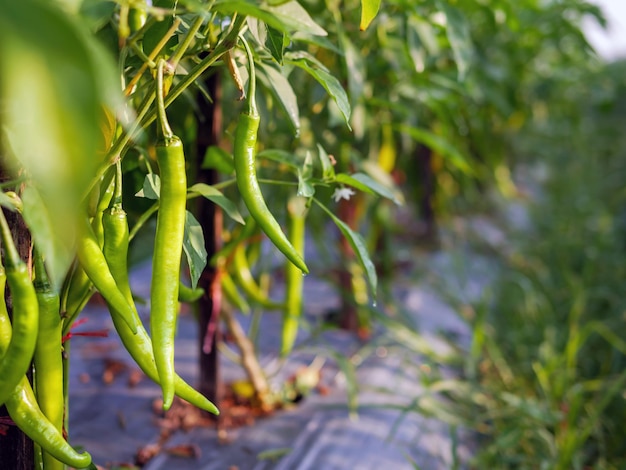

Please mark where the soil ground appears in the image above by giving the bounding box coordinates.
[68,241,485,469]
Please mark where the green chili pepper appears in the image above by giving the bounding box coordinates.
[102,163,218,415]
[231,241,283,309]
[0,238,90,467]
[151,58,187,410]
[233,37,308,275]
[0,209,39,407]
[5,376,92,468]
[221,269,250,314]
[178,282,204,303]
[76,214,138,334]
[61,261,94,337]
[33,248,65,470]
[129,2,147,34]
[62,174,113,335]
[281,196,306,356]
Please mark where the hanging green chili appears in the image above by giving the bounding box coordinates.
[221,269,250,314]
[5,376,92,468]
[76,214,138,334]
[0,289,91,467]
[233,37,308,274]
[102,162,218,414]
[61,261,94,337]
[0,208,39,406]
[62,172,114,335]
[151,58,187,410]
[231,241,283,309]
[33,247,65,470]
[178,282,204,303]
[281,196,306,356]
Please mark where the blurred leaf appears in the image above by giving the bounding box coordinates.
[314,199,377,298]
[329,350,359,417]
[188,183,245,225]
[339,34,365,109]
[136,174,161,200]
[22,186,74,290]
[337,172,402,205]
[288,57,351,129]
[297,151,315,198]
[398,125,473,175]
[360,0,381,31]
[257,149,300,169]
[335,173,376,196]
[291,33,343,54]
[257,448,291,461]
[202,146,235,174]
[0,192,22,213]
[257,64,300,134]
[437,1,473,80]
[247,17,268,47]
[0,0,120,287]
[317,144,336,181]
[182,210,207,289]
[214,0,327,36]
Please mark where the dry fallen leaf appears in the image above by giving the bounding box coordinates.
[103,358,128,384]
[164,444,201,459]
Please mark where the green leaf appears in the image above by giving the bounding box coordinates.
[0,0,121,282]
[288,58,351,129]
[257,64,300,134]
[183,210,207,289]
[397,125,474,175]
[214,0,327,37]
[297,152,315,198]
[339,34,365,108]
[202,146,235,174]
[317,144,336,181]
[188,183,245,225]
[314,199,377,299]
[266,25,287,64]
[437,1,473,80]
[335,173,376,196]
[328,351,359,417]
[336,172,402,204]
[22,186,74,291]
[266,0,327,36]
[257,149,301,169]
[360,0,381,31]
[136,174,161,199]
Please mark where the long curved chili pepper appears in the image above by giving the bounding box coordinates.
[231,241,284,309]
[76,214,138,334]
[0,208,39,407]
[221,269,251,314]
[5,376,93,468]
[233,37,308,274]
[102,162,218,415]
[281,196,307,356]
[0,261,91,467]
[151,58,187,410]
[62,173,114,335]
[178,282,204,303]
[61,261,94,337]
[33,248,65,470]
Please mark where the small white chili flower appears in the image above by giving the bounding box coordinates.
[331,186,356,203]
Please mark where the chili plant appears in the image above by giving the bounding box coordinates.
[0,0,389,466]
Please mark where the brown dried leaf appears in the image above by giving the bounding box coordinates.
[164,444,201,459]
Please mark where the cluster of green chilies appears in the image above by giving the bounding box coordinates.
[0,10,316,466]
[0,210,92,468]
